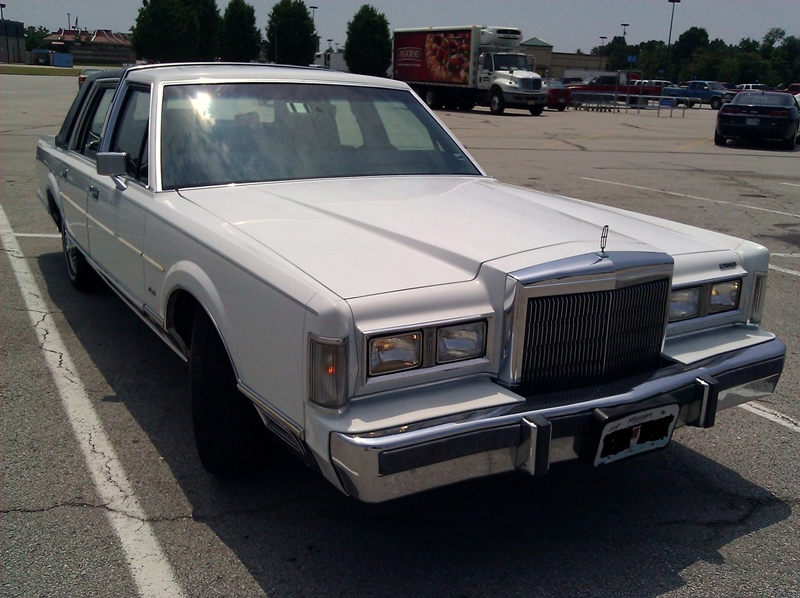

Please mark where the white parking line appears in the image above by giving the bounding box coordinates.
[582,177,800,219]
[771,253,800,258]
[740,403,800,434]
[12,232,61,238]
[0,204,186,598]
[769,264,800,277]
[780,182,800,188]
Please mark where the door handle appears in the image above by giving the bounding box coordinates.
[89,185,100,200]
[60,168,68,180]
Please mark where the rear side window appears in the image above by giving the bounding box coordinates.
[76,86,115,159]
[111,87,151,185]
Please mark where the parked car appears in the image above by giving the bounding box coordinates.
[543,78,571,111]
[36,63,785,503]
[786,83,800,94]
[631,79,674,91]
[736,83,770,91]
[715,90,800,150]
[77,67,105,88]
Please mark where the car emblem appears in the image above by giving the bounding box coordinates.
[600,225,609,257]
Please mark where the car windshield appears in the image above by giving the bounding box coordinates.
[160,83,480,189]
[545,80,564,89]
[732,92,793,106]
[493,54,530,71]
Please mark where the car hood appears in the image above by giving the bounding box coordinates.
[177,176,733,299]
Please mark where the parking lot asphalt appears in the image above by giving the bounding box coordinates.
[1,75,798,598]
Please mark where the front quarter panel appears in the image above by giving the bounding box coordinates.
[143,193,322,429]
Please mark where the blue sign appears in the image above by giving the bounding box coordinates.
[627,55,637,63]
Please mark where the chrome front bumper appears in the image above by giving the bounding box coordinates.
[504,91,547,106]
[330,337,785,503]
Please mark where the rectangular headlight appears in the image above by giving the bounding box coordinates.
[436,321,486,364]
[669,287,701,321]
[709,279,741,314]
[368,332,421,376]
[310,337,348,408]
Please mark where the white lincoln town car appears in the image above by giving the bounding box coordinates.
[36,64,785,502]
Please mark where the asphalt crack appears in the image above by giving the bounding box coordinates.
[1,502,195,524]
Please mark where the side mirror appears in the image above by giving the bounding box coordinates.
[96,152,128,191]
[96,151,127,176]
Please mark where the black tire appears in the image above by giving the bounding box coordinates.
[783,125,798,151]
[489,90,505,115]
[714,130,726,146]
[423,88,439,110]
[710,97,722,110]
[529,104,544,116]
[61,225,100,292]
[191,311,269,475]
[557,105,567,112]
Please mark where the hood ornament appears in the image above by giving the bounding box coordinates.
[599,225,609,257]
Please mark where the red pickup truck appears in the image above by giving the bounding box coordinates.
[567,74,664,105]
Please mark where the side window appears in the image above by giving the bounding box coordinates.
[76,86,115,159]
[111,87,151,185]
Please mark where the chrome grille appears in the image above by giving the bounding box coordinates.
[520,78,542,91]
[520,279,669,394]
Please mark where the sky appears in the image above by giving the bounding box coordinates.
[5,0,799,53]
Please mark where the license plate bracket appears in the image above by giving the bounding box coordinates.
[579,401,680,467]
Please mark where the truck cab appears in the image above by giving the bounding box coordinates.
[476,28,544,115]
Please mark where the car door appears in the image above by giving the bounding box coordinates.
[87,85,151,305]
[58,81,117,253]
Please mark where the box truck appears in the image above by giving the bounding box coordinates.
[393,26,547,115]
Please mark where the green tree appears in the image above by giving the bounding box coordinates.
[220,0,262,62]
[24,26,50,52]
[132,0,200,62]
[264,0,316,66]
[343,5,392,76]
[184,0,222,60]
[672,26,710,80]
[603,35,630,72]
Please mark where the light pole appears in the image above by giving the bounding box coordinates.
[665,0,680,82]
[0,4,6,20]
[310,6,319,52]
[599,36,607,70]
[621,23,629,38]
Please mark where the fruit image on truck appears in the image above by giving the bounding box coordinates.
[393,26,547,115]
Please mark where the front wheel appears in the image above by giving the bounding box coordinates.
[529,104,544,116]
[191,311,270,475]
[490,90,505,115]
[62,225,100,292]
[710,97,722,110]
